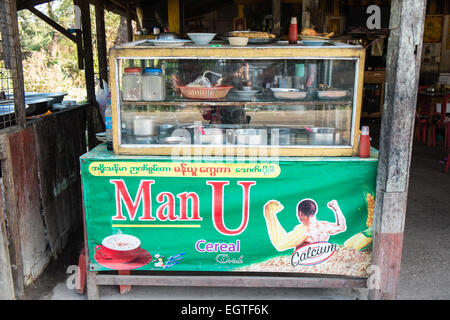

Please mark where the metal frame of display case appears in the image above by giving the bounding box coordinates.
[109,43,366,157]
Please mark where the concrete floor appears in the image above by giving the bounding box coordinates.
[19,142,450,300]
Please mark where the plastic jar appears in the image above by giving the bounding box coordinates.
[142,68,166,101]
[122,67,142,101]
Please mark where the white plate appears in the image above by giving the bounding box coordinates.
[301,40,330,46]
[147,39,191,47]
[96,132,107,142]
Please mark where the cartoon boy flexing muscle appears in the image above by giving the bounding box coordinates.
[263,198,347,252]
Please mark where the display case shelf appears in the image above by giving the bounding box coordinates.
[121,99,353,107]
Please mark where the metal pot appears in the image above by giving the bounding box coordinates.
[157,32,179,40]
[309,127,336,145]
[133,117,159,136]
[25,98,52,116]
[199,128,223,145]
[235,128,266,145]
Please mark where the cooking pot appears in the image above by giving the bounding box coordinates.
[133,117,159,136]
[235,128,266,145]
[199,128,224,145]
[309,127,336,145]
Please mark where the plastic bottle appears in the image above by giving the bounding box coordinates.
[105,93,113,151]
[288,17,298,44]
[358,126,371,158]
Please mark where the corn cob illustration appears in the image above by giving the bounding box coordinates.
[366,193,374,228]
[344,193,374,250]
[344,231,372,250]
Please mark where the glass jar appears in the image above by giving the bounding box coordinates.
[122,67,142,101]
[142,68,166,101]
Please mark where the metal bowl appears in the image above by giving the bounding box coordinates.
[316,90,348,100]
[157,32,179,40]
[271,88,308,100]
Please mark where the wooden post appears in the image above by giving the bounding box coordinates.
[79,0,96,104]
[73,0,84,70]
[95,0,108,86]
[0,0,26,129]
[168,0,180,34]
[302,0,321,31]
[333,0,340,16]
[126,1,133,42]
[272,0,281,37]
[369,0,427,300]
[0,138,14,299]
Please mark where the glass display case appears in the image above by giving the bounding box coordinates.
[109,42,365,156]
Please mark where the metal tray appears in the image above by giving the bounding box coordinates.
[271,88,308,100]
[316,90,348,100]
[221,31,279,44]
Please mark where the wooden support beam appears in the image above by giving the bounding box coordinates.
[16,0,50,11]
[0,186,14,299]
[79,0,96,104]
[28,7,77,43]
[168,0,180,34]
[73,0,84,69]
[369,0,427,300]
[95,0,108,85]
[272,0,281,37]
[94,274,367,289]
[302,0,322,31]
[126,1,133,42]
[333,0,340,16]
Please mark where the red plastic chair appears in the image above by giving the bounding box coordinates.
[439,94,450,174]
[415,86,433,143]
[440,95,450,150]
[415,112,428,143]
[432,94,450,150]
[430,94,449,148]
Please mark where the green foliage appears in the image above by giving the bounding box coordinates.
[18,0,121,102]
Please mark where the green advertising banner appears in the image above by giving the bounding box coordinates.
[81,145,378,278]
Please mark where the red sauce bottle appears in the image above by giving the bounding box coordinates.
[288,17,298,44]
[359,126,371,158]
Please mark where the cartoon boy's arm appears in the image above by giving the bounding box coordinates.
[325,200,347,234]
[263,200,308,251]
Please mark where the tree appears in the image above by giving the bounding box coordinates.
[18,0,122,102]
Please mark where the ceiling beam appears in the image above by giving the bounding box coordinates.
[28,6,77,43]
[16,0,51,11]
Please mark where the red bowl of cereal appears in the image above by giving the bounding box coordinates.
[95,234,141,263]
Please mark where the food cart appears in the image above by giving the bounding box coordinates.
[80,40,379,299]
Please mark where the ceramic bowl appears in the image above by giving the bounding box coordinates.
[228,37,249,46]
[187,33,217,45]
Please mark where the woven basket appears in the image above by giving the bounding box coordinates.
[179,85,233,100]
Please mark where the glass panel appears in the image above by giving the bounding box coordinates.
[116,58,357,148]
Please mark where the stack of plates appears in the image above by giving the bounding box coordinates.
[96,132,107,142]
